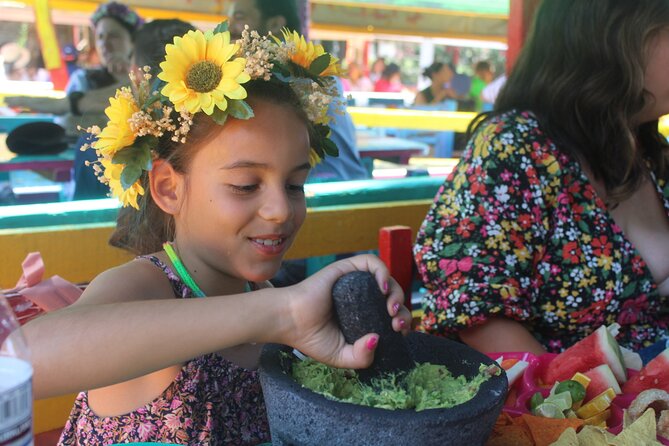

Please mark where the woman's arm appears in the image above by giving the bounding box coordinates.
[459,316,546,355]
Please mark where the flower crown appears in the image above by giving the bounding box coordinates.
[85,22,343,209]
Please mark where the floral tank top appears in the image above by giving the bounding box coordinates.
[58,256,270,445]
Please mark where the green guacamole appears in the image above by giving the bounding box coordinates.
[291,356,499,411]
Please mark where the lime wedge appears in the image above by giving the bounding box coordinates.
[546,391,573,412]
[534,402,566,419]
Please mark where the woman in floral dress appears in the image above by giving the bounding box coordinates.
[414,0,669,354]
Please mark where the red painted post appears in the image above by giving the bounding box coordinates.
[378,226,414,311]
[506,0,541,73]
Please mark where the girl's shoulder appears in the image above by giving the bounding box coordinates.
[72,256,175,306]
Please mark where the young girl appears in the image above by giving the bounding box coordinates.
[24,25,411,445]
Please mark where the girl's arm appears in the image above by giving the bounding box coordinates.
[25,254,410,399]
[459,316,546,355]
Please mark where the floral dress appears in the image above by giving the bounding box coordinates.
[414,110,669,352]
[58,256,270,445]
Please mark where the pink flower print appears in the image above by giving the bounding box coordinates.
[137,421,155,440]
[439,257,473,276]
[170,399,183,410]
[164,413,183,431]
[617,295,649,325]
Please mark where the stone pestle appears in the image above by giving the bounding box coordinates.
[332,270,414,382]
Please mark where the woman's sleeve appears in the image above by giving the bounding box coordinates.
[413,113,560,337]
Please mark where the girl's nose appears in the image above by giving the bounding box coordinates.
[258,188,292,223]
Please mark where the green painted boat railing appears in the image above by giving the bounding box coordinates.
[0,177,445,230]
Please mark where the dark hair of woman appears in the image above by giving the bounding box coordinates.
[256,0,302,34]
[133,19,196,76]
[422,62,454,80]
[467,0,669,204]
[381,63,400,79]
[109,80,312,254]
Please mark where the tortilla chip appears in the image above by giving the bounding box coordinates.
[551,428,579,446]
[522,413,585,446]
[485,425,534,446]
[611,408,661,446]
[576,425,611,446]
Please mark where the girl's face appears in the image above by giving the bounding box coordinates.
[176,99,311,284]
[640,27,669,123]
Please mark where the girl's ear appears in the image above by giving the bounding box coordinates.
[149,159,184,215]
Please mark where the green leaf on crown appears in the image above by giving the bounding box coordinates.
[227,100,254,120]
[143,79,167,110]
[213,20,229,34]
[210,106,229,126]
[112,135,157,171]
[271,61,291,78]
[322,137,339,157]
[120,164,143,190]
[309,53,331,76]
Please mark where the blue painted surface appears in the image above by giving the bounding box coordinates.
[0,114,55,134]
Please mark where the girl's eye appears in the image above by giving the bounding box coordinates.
[228,184,258,194]
[287,184,305,194]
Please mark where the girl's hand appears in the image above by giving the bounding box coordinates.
[283,254,411,369]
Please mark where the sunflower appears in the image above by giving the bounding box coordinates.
[101,159,145,210]
[308,149,322,167]
[159,29,250,115]
[92,89,139,158]
[281,29,343,77]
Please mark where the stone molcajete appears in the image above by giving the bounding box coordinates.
[259,271,508,445]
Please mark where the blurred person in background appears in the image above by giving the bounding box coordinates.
[5,1,143,136]
[414,61,458,105]
[229,0,302,38]
[374,62,403,93]
[342,61,373,92]
[468,60,494,112]
[369,58,385,84]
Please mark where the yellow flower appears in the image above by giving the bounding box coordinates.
[159,29,250,115]
[93,89,138,158]
[308,149,322,167]
[281,29,343,76]
[101,159,145,210]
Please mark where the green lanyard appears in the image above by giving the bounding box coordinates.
[163,242,206,297]
[162,242,251,297]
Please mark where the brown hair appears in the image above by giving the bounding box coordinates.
[469,0,669,203]
[109,80,311,255]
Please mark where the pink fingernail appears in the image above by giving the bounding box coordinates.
[383,281,389,293]
[366,336,379,351]
[392,303,400,315]
[399,319,406,329]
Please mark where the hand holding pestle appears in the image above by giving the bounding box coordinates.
[332,271,414,382]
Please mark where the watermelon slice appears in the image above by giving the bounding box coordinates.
[623,348,669,394]
[583,364,621,402]
[543,325,627,385]
[620,346,643,371]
